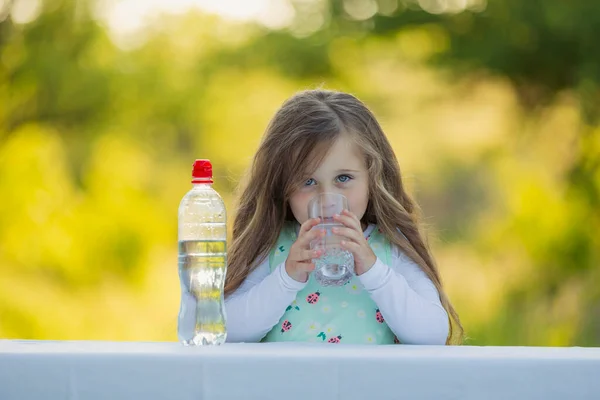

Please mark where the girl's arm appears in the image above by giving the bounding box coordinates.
[358,247,450,345]
[225,259,307,342]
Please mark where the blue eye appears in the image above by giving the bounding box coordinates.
[304,178,316,186]
[336,174,352,183]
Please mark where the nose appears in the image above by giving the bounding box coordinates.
[317,184,342,197]
[317,189,339,208]
[321,192,346,214]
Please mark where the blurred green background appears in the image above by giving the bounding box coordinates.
[0,0,598,345]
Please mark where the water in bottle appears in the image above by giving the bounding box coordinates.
[177,159,227,345]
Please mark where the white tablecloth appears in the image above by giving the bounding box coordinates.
[1,340,599,399]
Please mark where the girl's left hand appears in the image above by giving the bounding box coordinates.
[332,209,377,275]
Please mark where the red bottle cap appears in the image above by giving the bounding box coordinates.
[191,159,213,184]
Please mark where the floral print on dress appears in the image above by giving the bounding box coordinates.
[375,308,385,323]
[365,333,376,344]
[262,222,399,344]
[306,321,321,335]
[323,324,336,336]
[317,325,340,342]
[285,300,300,312]
[306,291,320,304]
[280,320,292,334]
[346,282,362,295]
[328,335,342,343]
[316,330,342,343]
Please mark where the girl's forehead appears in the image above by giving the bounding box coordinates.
[311,136,366,174]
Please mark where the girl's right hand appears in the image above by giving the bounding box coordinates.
[285,218,324,283]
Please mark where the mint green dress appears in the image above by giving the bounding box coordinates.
[262,222,400,344]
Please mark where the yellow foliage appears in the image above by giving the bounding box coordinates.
[0,9,597,346]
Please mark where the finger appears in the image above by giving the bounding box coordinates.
[292,248,322,262]
[333,211,362,232]
[341,209,360,221]
[297,261,316,272]
[299,217,321,235]
[296,225,326,248]
[331,226,364,243]
[340,239,361,254]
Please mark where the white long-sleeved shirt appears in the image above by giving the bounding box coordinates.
[225,224,449,345]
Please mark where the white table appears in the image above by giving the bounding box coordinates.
[1,340,599,399]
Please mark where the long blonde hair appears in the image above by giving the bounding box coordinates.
[225,89,464,344]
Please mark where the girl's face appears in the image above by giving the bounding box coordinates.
[289,135,370,228]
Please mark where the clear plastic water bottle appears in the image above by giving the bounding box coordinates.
[177,159,227,345]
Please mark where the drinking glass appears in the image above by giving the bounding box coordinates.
[308,193,355,286]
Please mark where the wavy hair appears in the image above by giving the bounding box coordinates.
[224,89,464,344]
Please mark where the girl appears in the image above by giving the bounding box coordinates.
[224,89,463,345]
